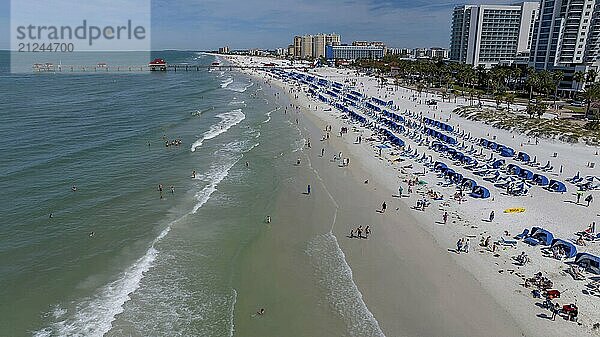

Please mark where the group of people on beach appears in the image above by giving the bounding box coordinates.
[349,225,371,239]
[456,237,470,253]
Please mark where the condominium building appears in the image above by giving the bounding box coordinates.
[293,36,302,58]
[313,34,326,59]
[387,48,413,58]
[586,2,600,65]
[292,33,340,59]
[301,35,313,59]
[428,47,450,59]
[325,34,341,48]
[352,41,386,47]
[450,2,539,67]
[530,0,600,69]
[325,45,385,60]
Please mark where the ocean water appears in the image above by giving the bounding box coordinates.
[0,51,384,337]
[0,51,285,336]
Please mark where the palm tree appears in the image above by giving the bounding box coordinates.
[526,67,538,101]
[494,93,504,109]
[505,93,516,112]
[573,71,586,93]
[587,69,598,84]
[476,65,487,89]
[551,70,564,109]
[584,82,600,119]
[536,101,548,118]
[526,103,535,118]
[468,88,476,106]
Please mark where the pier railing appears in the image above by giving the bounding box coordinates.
[32,64,303,73]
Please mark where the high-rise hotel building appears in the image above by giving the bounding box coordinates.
[529,0,600,70]
[450,3,540,67]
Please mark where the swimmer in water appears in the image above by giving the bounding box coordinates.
[89,232,95,237]
[192,170,196,179]
[257,308,265,316]
[71,185,77,192]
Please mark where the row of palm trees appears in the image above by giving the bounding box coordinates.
[355,56,600,119]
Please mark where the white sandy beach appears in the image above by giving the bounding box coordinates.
[223,54,600,337]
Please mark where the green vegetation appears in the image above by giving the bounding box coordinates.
[353,56,600,143]
[354,56,600,120]
[454,106,600,145]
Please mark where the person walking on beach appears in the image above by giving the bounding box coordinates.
[307,184,311,195]
[365,226,371,238]
[357,226,363,238]
[576,191,583,204]
[321,148,325,157]
[381,201,387,213]
[551,302,560,320]
[489,210,495,222]
[585,194,593,207]
[464,239,470,253]
[398,185,403,197]
[443,211,448,224]
[456,238,463,254]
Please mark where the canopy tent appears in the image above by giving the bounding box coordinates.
[452,173,464,184]
[507,164,521,176]
[434,162,447,171]
[492,159,505,169]
[551,239,577,258]
[533,174,550,186]
[471,185,490,199]
[461,178,477,190]
[517,152,531,162]
[575,253,600,274]
[519,169,534,180]
[462,156,475,165]
[529,227,554,246]
[499,146,516,157]
[549,180,567,192]
[444,168,456,177]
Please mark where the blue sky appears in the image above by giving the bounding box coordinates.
[1,0,511,50]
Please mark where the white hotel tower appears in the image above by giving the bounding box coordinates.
[450,2,540,68]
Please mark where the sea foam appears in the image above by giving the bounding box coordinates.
[306,232,386,337]
[190,109,246,152]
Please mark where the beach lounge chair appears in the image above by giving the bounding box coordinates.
[567,265,586,280]
[524,237,541,246]
[514,229,529,240]
[500,237,518,247]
